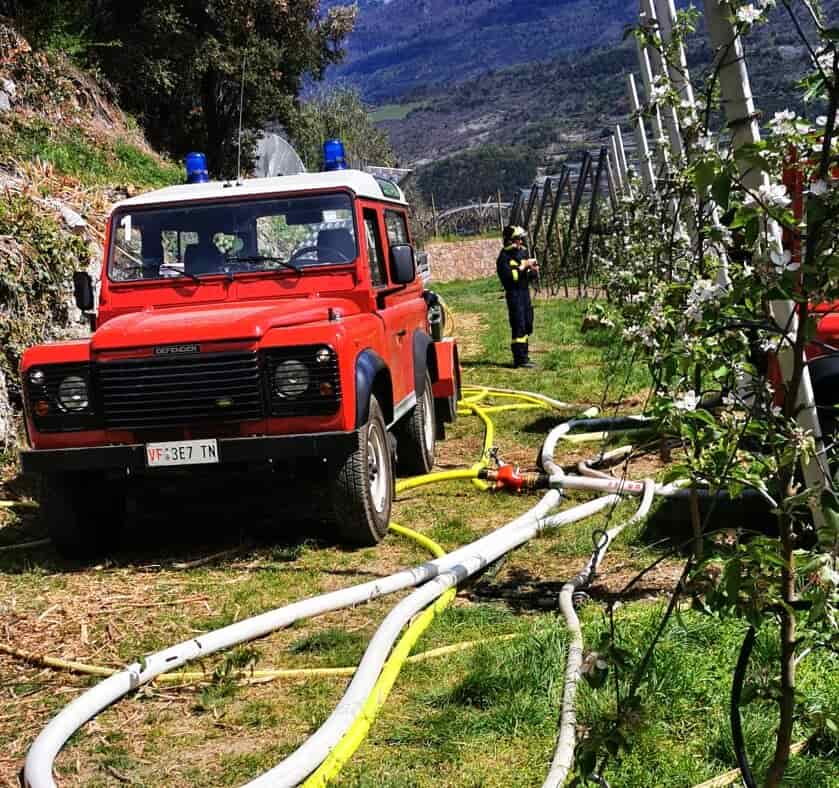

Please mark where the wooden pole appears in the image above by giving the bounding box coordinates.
[609,136,625,195]
[635,37,669,168]
[627,73,656,192]
[522,183,540,233]
[654,0,696,114]
[605,153,618,212]
[497,189,504,232]
[431,193,439,239]
[703,0,829,507]
[615,125,633,198]
[581,147,608,297]
[543,167,569,262]
[640,0,684,159]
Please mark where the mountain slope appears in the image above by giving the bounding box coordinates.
[324,0,639,102]
[376,1,834,170]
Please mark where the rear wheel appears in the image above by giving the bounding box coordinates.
[397,373,436,475]
[41,472,127,559]
[331,396,393,545]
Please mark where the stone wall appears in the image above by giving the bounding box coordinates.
[425,238,498,283]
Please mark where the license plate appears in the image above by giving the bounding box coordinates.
[145,439,219,468]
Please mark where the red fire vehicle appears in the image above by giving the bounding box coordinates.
[19,165,460,557]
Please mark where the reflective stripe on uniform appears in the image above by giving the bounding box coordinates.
[513,336,528,343]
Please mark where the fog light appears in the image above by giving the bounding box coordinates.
[319,382,334,396]
[35,400,50,416]
[57,375,89,411]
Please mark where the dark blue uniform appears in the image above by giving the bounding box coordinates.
[496,245,535,367]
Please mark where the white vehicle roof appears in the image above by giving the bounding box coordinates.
[114,169,407,210]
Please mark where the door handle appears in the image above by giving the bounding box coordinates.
[396,329,407,337]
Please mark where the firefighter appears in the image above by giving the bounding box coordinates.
[497,225,538,368]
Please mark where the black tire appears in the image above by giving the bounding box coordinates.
[331,396,393,546]
[397,373,436,475]
[41,472,127,559]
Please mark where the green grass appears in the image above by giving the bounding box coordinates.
[369,101,427,122]
[0,116,182,188]
[435,277,650,404]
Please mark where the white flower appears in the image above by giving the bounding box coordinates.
[816,51,836,74]
[742,263,754,277]
[736,4,762,24]
[685,303,703,322]
[817,115,828,127]
[723,392,738,406]
[770,245,799,273]
[753,182,791,208]
[674,390,700,412]
[696,134,714,151]
[649,83,669,103]
[769,109,798,136]
[810,179,829,196]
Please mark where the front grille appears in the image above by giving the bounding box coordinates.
[264,346,341,417]
[97,351,265,429]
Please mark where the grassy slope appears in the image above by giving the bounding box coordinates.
[0,115,181,190]
[0,280,837,786]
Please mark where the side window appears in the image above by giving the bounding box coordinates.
[364,210,387,288]
[384,210,409,246]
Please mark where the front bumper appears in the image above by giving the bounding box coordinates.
[20,432,358,474]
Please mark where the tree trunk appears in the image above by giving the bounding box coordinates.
[765,511,796,787]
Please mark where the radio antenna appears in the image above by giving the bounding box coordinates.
[236,49,247,184]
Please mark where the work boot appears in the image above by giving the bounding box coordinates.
[522,341,536,368]
[511,343,534,368]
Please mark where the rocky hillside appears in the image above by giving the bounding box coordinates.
[0,22,180,453]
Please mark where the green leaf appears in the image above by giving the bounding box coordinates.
[712,172,732,210]
[694,160,717,193]
[725,558,741,601]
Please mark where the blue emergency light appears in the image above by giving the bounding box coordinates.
[323,139,347,171]
[184,152,209,184]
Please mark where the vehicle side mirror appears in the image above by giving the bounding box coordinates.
[390,244,415,285]
[73,271,94,312]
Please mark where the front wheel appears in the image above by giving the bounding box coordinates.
[331,396,393,545]
[41,472,127,559]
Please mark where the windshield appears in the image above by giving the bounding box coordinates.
[108,192,357,282]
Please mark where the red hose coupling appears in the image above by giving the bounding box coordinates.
[480,466,549,492]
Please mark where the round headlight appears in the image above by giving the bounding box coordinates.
[28,368,45,385]
[315,348,332,364]
[274,360,309,399]
[57,375,89,411]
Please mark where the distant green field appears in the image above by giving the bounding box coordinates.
[369,101,427,122]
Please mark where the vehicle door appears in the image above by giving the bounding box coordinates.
[381,208,424,414]
[362,206,407,405]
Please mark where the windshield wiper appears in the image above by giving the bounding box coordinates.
[226,255,301,274]
[157,264,201,282]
